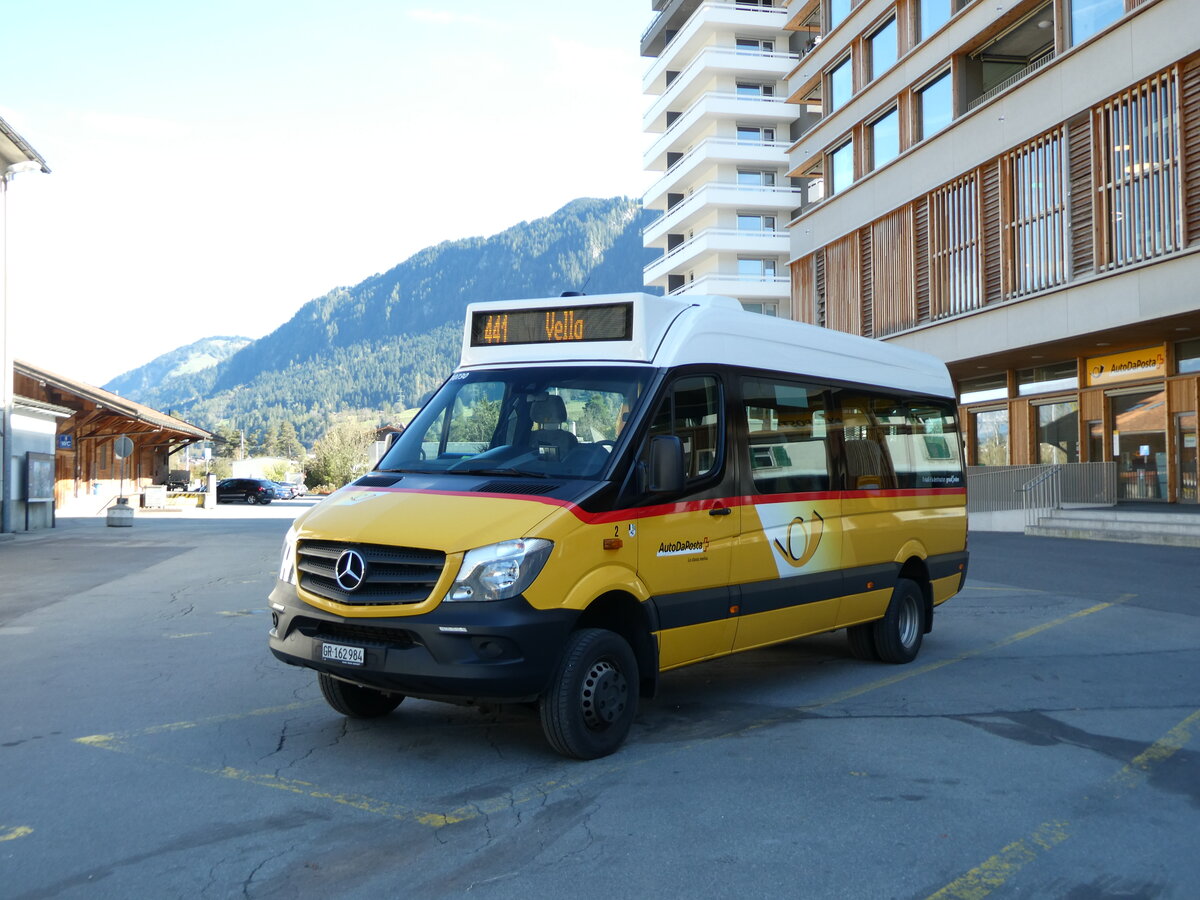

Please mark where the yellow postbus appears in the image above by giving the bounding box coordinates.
[269,293,968,758]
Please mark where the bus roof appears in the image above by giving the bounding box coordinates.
[460,293,954,400]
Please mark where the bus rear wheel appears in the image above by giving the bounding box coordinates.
[318,672,404,718]
[540,628,638,760]
[873,578,925,663]
[846,623,880,660]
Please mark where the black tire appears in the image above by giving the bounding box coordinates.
[846,622,880,660]
[540,628,638,760]
[318,672,404,718]
[873,578,925,664]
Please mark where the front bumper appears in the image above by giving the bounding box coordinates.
[267,580,577,702]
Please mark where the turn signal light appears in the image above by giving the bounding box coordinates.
[603,538,623,550]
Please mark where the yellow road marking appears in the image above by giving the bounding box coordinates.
[75,701,318,751]
[0,825,34,842]
[799,596,1132,711]
[927,706,1200,900]
[74,594,1137,831]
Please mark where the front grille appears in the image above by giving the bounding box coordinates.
[298,540,445,606]
[297,617,420,650]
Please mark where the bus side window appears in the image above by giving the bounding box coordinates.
[834,395,897,491]
[646,375,722,481]
[742,377,830,495]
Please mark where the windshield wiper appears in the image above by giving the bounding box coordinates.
[453,466,549,478]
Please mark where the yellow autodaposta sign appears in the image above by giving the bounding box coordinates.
[1085,345,1166,387]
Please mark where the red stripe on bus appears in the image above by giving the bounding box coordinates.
[344,485,967,526]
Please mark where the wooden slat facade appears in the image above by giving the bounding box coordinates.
[1067,112,1095,277]
[1182,55,1200,246]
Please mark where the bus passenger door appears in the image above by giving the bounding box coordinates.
[732,378,844,652]
[634,374,740,668]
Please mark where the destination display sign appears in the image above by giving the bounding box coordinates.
[470,302,633,347]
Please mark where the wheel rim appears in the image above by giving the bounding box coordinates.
[580,657,628,730]
[898,593,920,647]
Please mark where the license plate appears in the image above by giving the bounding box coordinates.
[321,642,365,666]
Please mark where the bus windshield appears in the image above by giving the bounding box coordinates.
[378,365,653,479]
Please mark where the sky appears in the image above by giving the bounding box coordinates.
[1,0,654,386]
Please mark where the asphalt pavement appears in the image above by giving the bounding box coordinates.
[1,502,1198,899]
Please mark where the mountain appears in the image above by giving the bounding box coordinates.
[108,197,658,445]
[104,336,252,399]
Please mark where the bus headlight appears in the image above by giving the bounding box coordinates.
[278,525,298,585]
[446,539,553,602]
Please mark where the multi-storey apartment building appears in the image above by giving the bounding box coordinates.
[783,0,1200,503]
[641,0,806,315]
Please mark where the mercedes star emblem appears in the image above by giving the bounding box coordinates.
[334,549,367,592]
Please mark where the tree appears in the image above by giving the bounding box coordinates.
[213,425,243,460]
[262,422,282,457]
[305,420,375,489]
[278,421,305,461]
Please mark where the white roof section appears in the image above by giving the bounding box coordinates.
[459,293,954,400]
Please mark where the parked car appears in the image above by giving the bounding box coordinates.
[216,478,276,504]
[272,481,298,500]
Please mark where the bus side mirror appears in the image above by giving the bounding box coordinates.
[648,435,685,494]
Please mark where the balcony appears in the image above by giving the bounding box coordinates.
[644,93,795,169]
[643,227,790,282]
[643,47,796,130]
[643,181,803,242]
[643,1,789,81]
[664,273,790,299]
[643,137,792,207]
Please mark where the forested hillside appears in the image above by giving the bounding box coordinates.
[109,197,657,446]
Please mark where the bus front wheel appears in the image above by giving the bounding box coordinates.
[873,578,925,663]
[540,628,638,760]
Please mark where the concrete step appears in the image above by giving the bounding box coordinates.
[1025,524,1200,547]
[1027,507,1200,546]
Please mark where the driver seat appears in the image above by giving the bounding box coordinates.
[530,395,577,461]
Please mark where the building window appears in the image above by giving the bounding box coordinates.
[1070,0,1124,45]
[1018,361,1079,396]
[1007,127,1067,296]
[737,125,776,143]
[737,82,775,97]
[868,17,898,81]
[830,56,853,111]
[918,0,952,41]
[973,407,1010,465]
[929,173,979,318]
[742,302,780,316]
[1095,68,1182,270]
[738,213,777,232]
[1036,401,1080,463]
[736,37,775,54]
[959,373,1007,404]
[918,72,953,139]
[870,107,900,170]
[738,258,778,279]
[1178,338,1200,375]
[828,0,851,30]
[737,169,777,187]
[831,140,855,193]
